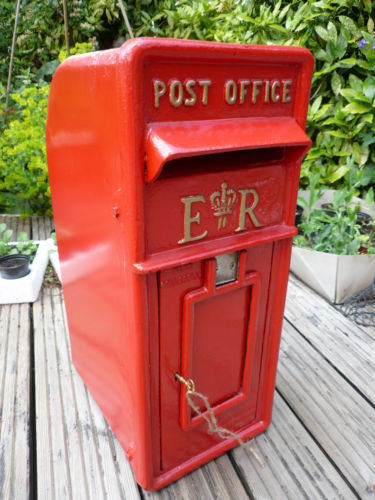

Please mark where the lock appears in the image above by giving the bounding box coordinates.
[215,252,239,285]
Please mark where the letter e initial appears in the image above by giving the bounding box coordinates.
[178,195,208,244]
[235,189,263,232]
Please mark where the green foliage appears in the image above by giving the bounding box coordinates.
[0,1,115,87]
[0,85,51,215]
[127,0,375,195]
[0,223,37,257]
[295,186,375,256]
[2,0,375,215]
[58,41,97,62]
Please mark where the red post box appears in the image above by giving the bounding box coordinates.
[46,38,313,490]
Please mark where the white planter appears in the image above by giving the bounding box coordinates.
[291,190,375,304]
[47,238,61,282]
[0,241,49,304]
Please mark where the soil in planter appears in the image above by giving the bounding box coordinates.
[43,263,61,288]
[0,254,30,279]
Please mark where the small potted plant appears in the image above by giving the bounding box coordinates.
[291,176,375,303]
[0,222,49,304]
[0,224,37,279]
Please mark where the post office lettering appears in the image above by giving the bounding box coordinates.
[153,78,212,108]
[153,77,292,108]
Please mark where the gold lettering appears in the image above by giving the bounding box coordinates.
[282,79,292,103]
[264,80,270,103]
[153,79,166,108]
[225,80,237,105]
[252,80,262,104]
[184,79,197,106]
[239,80,250,104]
[169,80,183,107]
[199,79,212,105]
[178,195,208,244]
[271,81,281,103]
[235,189,263,232]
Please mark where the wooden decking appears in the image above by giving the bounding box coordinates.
[0,215,374,499]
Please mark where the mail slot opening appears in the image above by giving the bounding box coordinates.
[157,147,285,180]
[146,117,312,183]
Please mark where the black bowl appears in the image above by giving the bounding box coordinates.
[357,210,373,225]
[0,254,30,279]
[295,204,304,227]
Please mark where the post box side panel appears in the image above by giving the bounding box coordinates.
[158,243,273,472]
[255,237,294,425]
[47,50,153,485]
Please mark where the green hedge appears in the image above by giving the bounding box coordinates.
[1,0,375,215]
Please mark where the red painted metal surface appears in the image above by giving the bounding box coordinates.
[46,38,313,490]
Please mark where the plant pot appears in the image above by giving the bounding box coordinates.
[295,204,304,227]
[291,190,375,304]
[0,254,30,279]
[320,202,335,217]
[356,210,372,226]
[0,241,49,304]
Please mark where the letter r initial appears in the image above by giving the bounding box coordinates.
[235,189,263,232]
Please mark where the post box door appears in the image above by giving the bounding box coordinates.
[158,243,273,471]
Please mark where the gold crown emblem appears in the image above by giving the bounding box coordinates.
[210,182,237,229]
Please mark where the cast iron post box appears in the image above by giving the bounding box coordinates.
[46,38,313,490]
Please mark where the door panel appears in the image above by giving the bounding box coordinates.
[158,243,273,471]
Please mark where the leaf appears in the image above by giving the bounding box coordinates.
[338,58,357,67]
[368,17,374,33]
[315,48,329,61]
[340,88,371,104]
[349,74,363,92]
[331,71,341,95]
[352,143,370,166]
[310,95,322,115]
[328,130,348,138]
[315,104,333,120]
[326,164,350,183]
[363,77,375,99]
[35,60,60,80]
[338,16,361,37]
[343,102,371,114]
[336,33,348,59]
[327,21,337,44]
[315,25,329,41]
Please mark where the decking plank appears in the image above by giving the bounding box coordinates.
[31,215,53,240]
[285,274,375,404]
[143,454,249,499]
[230,393,356,500]
[34,289,71,499]
[33,287,140,500]
[277,320,375,499]
[0,303,30,500]
[0,214,31,239]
